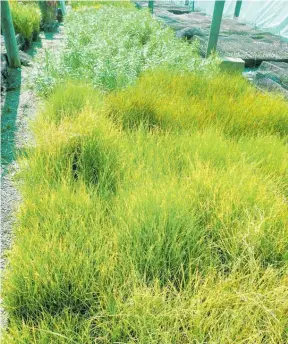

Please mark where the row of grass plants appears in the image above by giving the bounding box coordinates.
[2,3,288,344]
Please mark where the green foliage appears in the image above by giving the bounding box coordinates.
[71,0,133,9]
[38,0,56,24]
[32,6,218,96]
[10,1,41,40]
[3,70,288,342]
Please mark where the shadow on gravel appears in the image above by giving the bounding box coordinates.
[1,69,21,176]
[44,30,58,40]
[26,37,43,58]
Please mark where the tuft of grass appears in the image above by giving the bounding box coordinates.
[5,268,288,344]
[27,109,121,199]
[106,69,288,137]
[38,81,102,124]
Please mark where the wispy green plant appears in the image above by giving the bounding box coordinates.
[31,6,218,96]
[70,0,133,9]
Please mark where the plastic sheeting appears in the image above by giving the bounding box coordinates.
[193,1,288,38]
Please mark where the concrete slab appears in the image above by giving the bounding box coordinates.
[194,34,288,67]
[220,57,245,73]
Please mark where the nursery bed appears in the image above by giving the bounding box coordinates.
[1,4,288,343]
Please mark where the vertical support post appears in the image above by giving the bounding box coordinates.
[234,0,242,18]
[1,0,20,68]
[206,0,225,57]
[187,1,195,12]
[190,1,195,12]
[59,0,66,15]
[148,0,154,14]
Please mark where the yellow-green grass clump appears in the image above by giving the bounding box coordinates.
[2,72,288,343]
[107,70,288,137]
[10,0,41,41]
[38,82,103,124]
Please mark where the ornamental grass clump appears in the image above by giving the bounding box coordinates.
[106,69,288,137]
[2,70,288,343]
[38,81,102,124]
[28,112,120,199]
[10,0,41,41]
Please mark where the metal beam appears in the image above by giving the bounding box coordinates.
[190,1,195,12]
[206,0,225,57]
[1,0,20,68]
[186,0,194,12]
[234,1,242,18]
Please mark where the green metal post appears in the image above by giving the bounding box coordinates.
[1,0,20,68]
[59,0,66,15]
[186,0,194,12]
[206,0,225,57]
[234,1,242,18]
[148,0,154,14]
[190,0,195,12]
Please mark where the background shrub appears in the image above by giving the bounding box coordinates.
[31,6,218,96]
[70,0,133,9]
[10,1,41,41]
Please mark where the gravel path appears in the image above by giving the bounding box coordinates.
[1,26,64,331]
